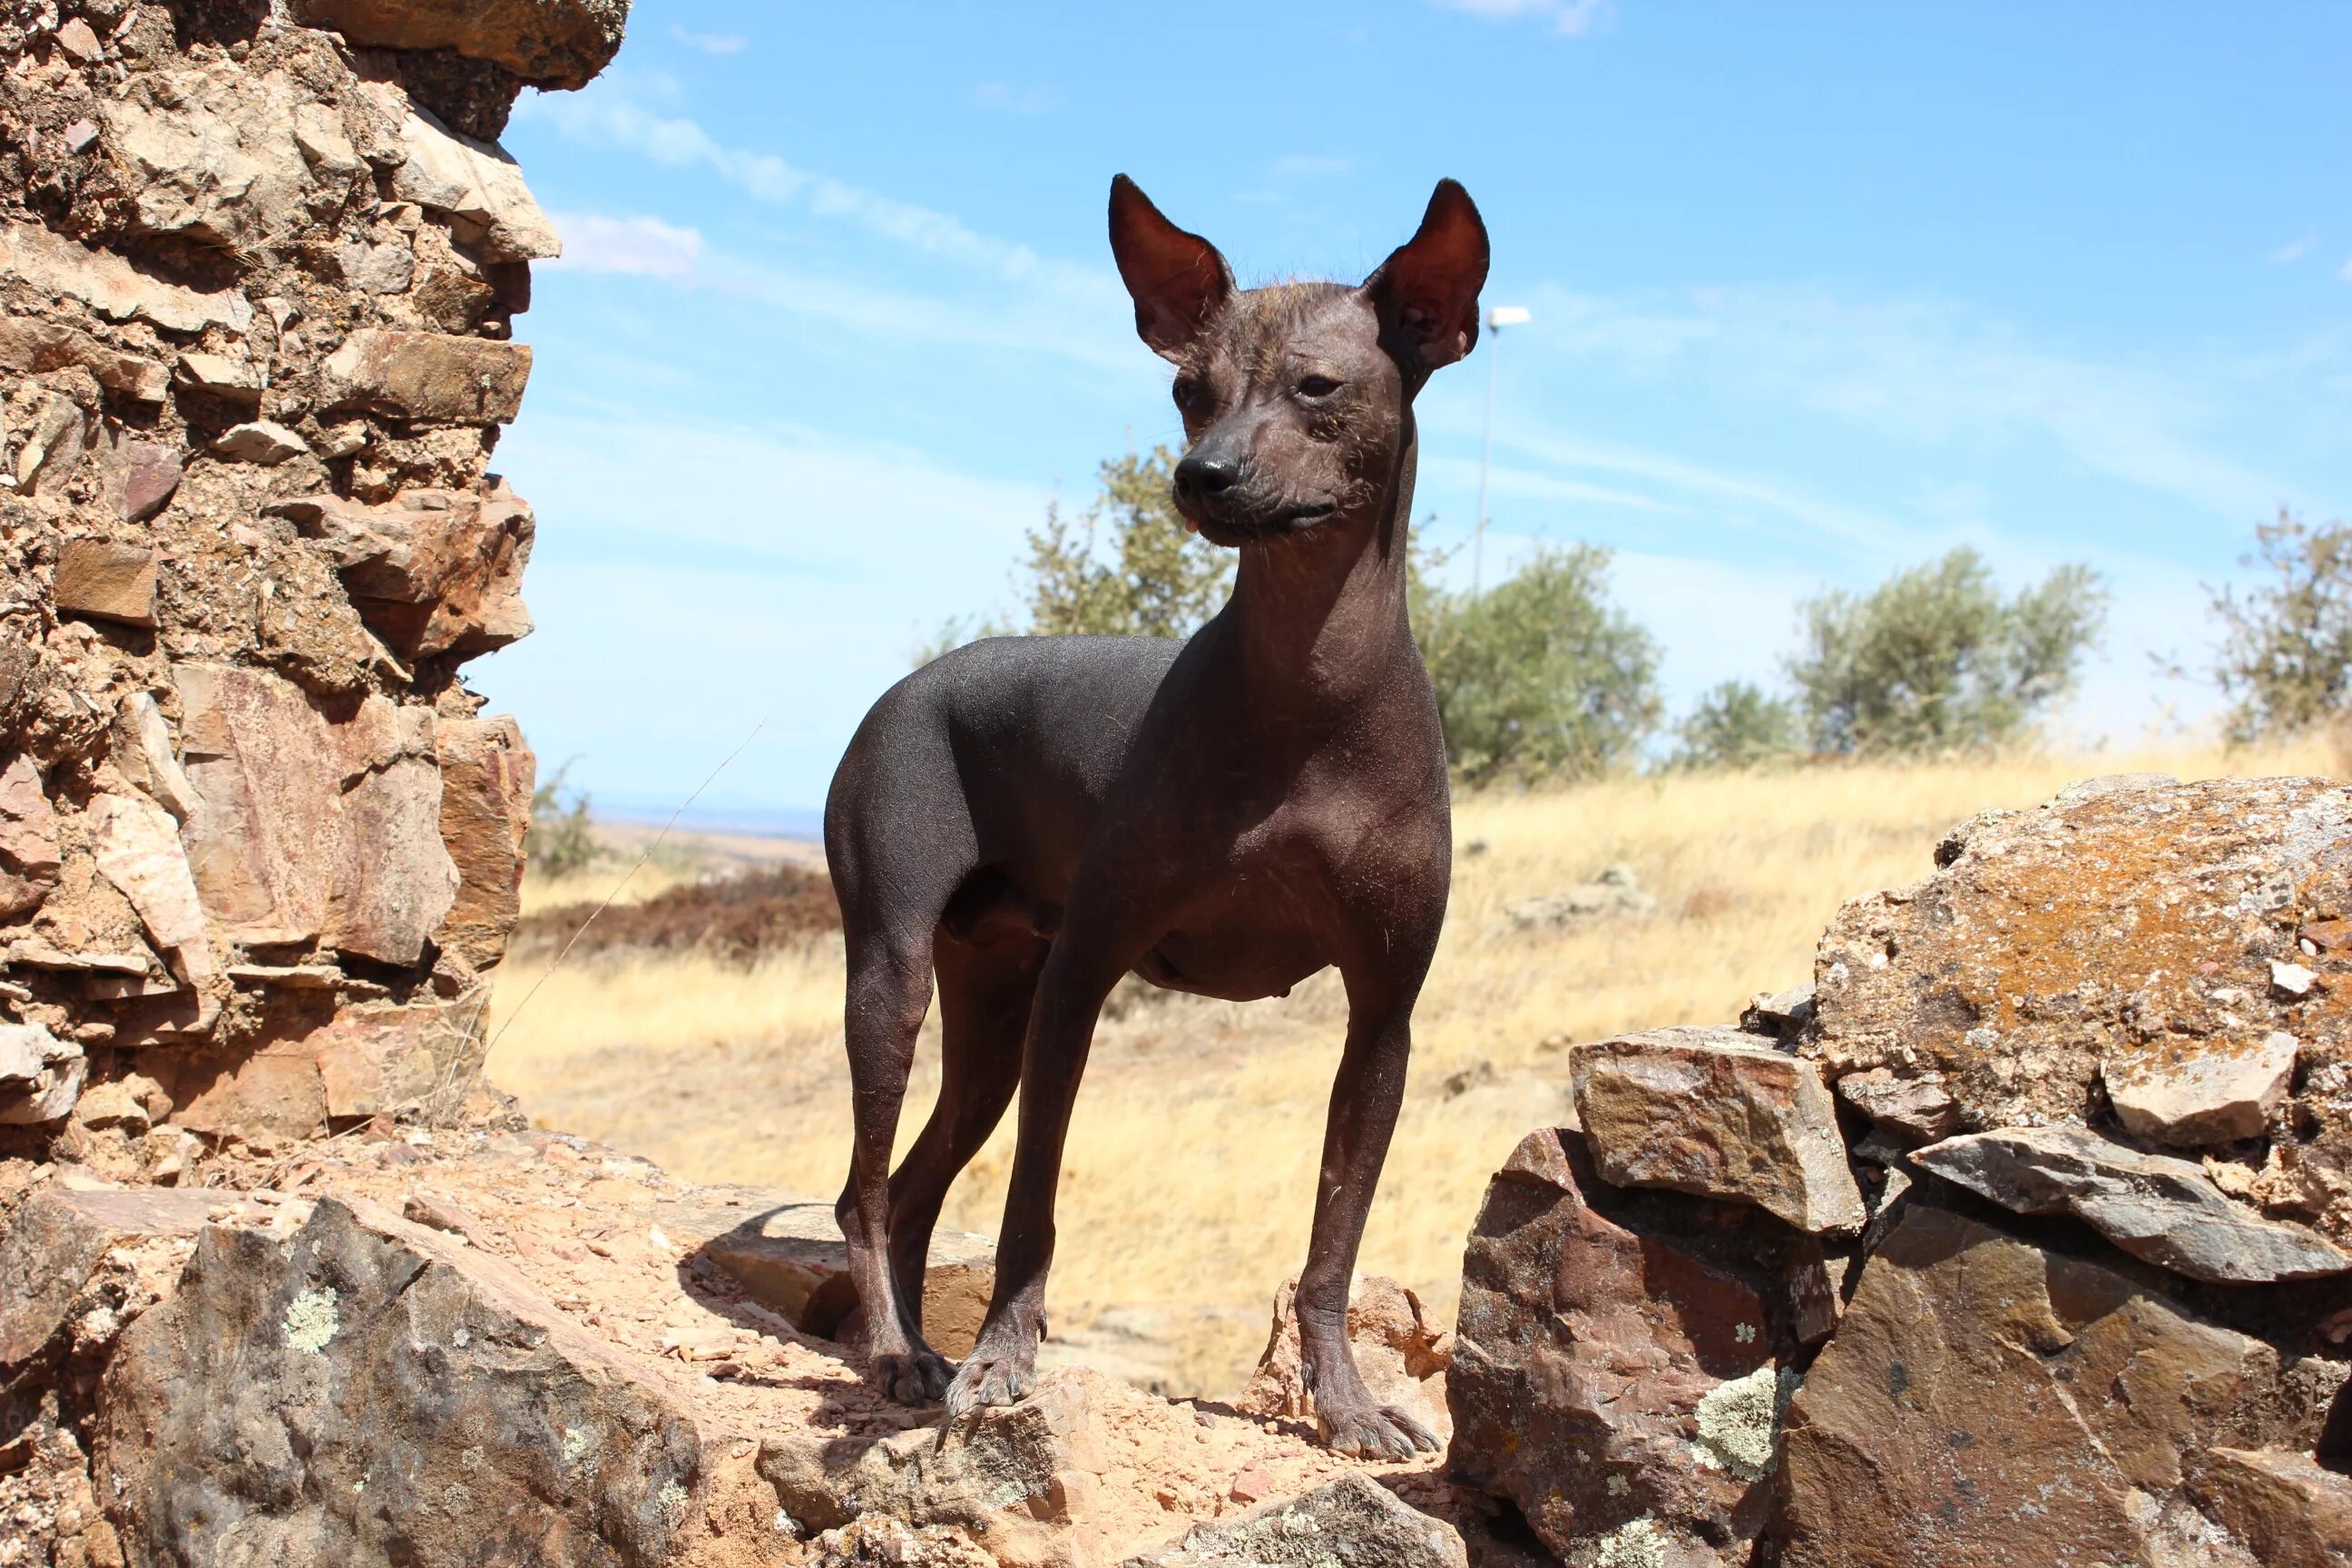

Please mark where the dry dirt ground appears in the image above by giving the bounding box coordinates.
[485,740,2331,1395]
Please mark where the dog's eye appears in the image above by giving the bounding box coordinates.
[1172,378,1206,412]
[1297,376,1341,398]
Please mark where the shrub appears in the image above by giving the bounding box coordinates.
[1788,547,2104,758]
[1419,544,1662,785]
[1671,681,1804,770]
[2205,510,2352,743]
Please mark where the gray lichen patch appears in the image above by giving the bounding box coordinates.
[283,1286,339,1353]
[1689,1364,1798,1482]
[1592,1514,1666,1568]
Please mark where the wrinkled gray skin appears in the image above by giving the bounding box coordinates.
[825,175,1488,1458]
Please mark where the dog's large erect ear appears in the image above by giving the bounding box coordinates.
[1109,174,1233,362]
[1364,180,1490,374]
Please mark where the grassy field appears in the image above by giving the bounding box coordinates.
[484,739,2329,1392]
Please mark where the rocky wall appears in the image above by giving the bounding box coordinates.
[0,0,622,1167]
[1447,774,2352,1566]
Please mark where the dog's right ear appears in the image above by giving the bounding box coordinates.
[1109,175,1233,362]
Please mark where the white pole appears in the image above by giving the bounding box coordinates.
[1475,330,1497,595]
[1472,307,1528,596]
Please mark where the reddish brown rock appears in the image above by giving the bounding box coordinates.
[271,483,535,658]
[1239,1275,1452,1445]
[1572,1027,1866,1233]
[311,995,484,1120]
[318,328,533,424]
[286,0,630,90]
[167,1039,329,1140]
[0,752,61,920]
[1803,775,2352,1248]
[54,540,158,628]
[1447,1128,1817,1565]
[2103,1029,2298,1146]
[88,791,214,985]
[173,664,344,946]
[1778,1203,2341,1566]
[0,1184,213,1367]
[323,737,460,967]
[433,714,534,968]
[2192,1446,2352,1568]
[115,440,181,521]
[0,318,169,404]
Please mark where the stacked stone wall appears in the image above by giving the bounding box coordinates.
[0,0,626,1162]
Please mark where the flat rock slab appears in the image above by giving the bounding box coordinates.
[96,1196,702,1567]
[1125,1471,1465,1567]
[286,0,629,89]
[1912,1124,2351,1283]
[655,1185,995,1357]
[2103,1029,2298,1146]
[1779,1203,2344,1567]
[1572,1027,1866,1233]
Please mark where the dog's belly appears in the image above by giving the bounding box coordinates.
[1132,899,1331,1002]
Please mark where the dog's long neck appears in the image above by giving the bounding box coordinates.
[1218,419,1420,719]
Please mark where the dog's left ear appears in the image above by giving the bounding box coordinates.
[1364,180,1490,375]
[1109,174,1234,362]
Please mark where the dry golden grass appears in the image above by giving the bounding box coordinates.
[485,739,2329,1392]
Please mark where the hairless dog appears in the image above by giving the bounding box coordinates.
[824,175,1487,1458]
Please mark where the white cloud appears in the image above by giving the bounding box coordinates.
[2342,255,2352,283]
[520,85,1121,308]
[1432,0,1612,36]
[542,212,703,279]
[669,24,748,54]
[973,81,1059,115]
[2271,236,2313,263]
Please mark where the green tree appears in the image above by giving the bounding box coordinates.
[2205,510,2352,742]
[921,446,1232,660]
[1419,544,1662,786]
[527,760,600,880]
[1671,681,1803,770]
[1788,547,2106,758]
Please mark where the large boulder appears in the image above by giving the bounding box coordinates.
[96,1196,702,1566]
[1778,1203,2347,1565]
[1446,1128,1833,1566]
[1804,775,2352,1249]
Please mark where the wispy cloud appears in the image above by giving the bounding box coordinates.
[542,212,703,279]
[1431,0,1612,36]
[973,81,1059,115]
[2271,236,2314,263]
[669,24,748,55]
[519,85,1120,307]
[2341,255,2352,283]
[1514,280,2295,521]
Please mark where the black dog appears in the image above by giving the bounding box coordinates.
[825,175,1486,1457]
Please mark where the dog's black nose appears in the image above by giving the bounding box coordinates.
[1174,450,1241,504]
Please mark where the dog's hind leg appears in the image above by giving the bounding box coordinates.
[835,920,953,1403]
[884,922,1044,1348]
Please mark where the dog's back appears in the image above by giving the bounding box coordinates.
[825,633,1181,938]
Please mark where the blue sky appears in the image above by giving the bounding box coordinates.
[473,0,2352,824]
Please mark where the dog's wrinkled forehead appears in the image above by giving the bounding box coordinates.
[1182,281,1365,384]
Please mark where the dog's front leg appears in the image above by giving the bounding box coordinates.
[1295,951,1443,1459]
[943,915,1136,1416]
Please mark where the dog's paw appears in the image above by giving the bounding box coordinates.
[942,1348,1034,1417]
[1317,1400,1441,1461]
[867,1347,953,1406]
